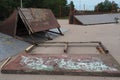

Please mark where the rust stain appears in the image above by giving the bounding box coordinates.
[20,8,60,32]
[0,8,60,36]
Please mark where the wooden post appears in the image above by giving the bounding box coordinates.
[64,42,68,53]
[25,45,35,52]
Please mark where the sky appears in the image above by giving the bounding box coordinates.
[67,0,120,10]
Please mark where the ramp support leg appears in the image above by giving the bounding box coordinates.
[58,28,64,36]
[48,28,64,36]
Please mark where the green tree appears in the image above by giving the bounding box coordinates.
[23,0,44,8]
[0,0,19,20]
[94,0,119,12]
[23,0,68,17]
[0,0,68,20]
[43,0,68,17]
[69,1,75,24]
[69,1,74,11]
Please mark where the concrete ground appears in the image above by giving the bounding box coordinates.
[0,19,120,80]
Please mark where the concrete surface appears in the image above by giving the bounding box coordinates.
[0,19,120,79]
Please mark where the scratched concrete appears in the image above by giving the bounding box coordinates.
[0,19,120,79]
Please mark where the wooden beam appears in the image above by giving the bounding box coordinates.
[25,45,35,52]
[64,42,68,53]
[0,57,11,70]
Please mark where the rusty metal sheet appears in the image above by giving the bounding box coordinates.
[1,53,120,77]
[19,8,60,33]
[0,10,17,36]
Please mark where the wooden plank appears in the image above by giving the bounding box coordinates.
[64,42,68,53]
[1,53,120,77]
[25,45,35,52]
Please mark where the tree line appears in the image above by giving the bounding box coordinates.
[0,0,119,21]
[0,0,69,20]
[94,0,119,12]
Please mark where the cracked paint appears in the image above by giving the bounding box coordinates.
[20,56,118,72]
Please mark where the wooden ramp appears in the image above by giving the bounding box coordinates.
[1,53,120,77]
[0,8,63,43]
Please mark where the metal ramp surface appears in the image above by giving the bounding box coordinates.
[0,33,30,61]
[74,13,120,25]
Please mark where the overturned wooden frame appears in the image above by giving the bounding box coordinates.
[37,41,109,54]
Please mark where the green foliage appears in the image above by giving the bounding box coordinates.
[0,0,19,20]
[42,0,68,17]
[0,0,69,20]
[23,0,44,8]
[94,0,119,12]
[70,1,74,10]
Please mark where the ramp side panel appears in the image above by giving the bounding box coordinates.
[73,16,84,25]
[0,10,18,36]
[20,8,60,33]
